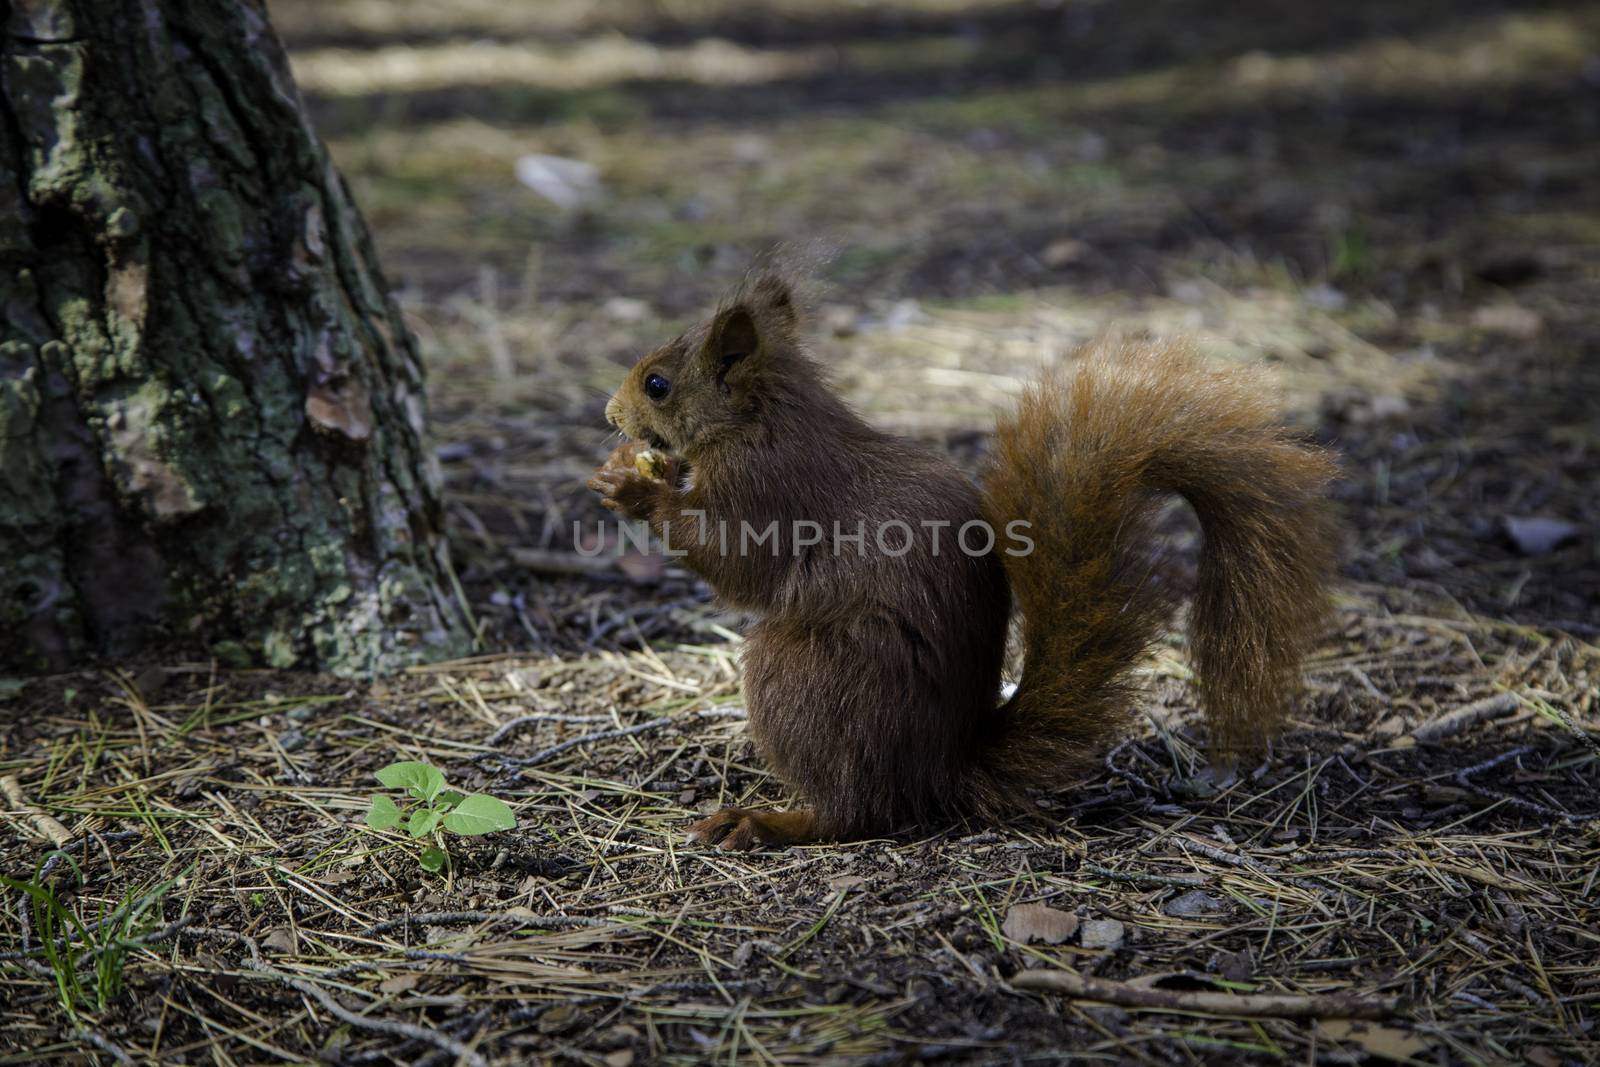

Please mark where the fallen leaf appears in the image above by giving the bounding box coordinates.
[1002,903,1080,945]
[539,1002,581,1034]
[377,972,418,995]
[1317,1019,1429,1061]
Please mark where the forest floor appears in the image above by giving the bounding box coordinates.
[4,1,1599,1064]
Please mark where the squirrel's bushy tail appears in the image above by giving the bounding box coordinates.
[974,338,1338,806]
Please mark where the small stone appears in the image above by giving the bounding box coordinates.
[1406,545,1451,576]
[731,134,770,163]
[514,154,602,211]
[1502,516,1581,556]
[133,665,167,699]
[1072,132,1108,161]
[1167,280,1207,304]
[261,927,297,955]
[820,303,858,337]
[1367,394,1410,420]
[1079,918,1125,950]
[1374,714,1408,738]
[1302,283,1348,311]
[1163,891,1228,918]
[1042,238,1089,268]
[881,298,925,332]
[1209,949,1253,983]
[1470,302,1542,339]
[603,297,650,323]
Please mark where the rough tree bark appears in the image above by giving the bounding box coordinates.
[0,0,470,673]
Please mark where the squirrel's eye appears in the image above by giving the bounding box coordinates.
[643,373,671,400]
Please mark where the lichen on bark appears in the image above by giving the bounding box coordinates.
[0,0,469,674]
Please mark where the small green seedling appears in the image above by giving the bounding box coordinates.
[364,761,516,873]
[0,855,180,1020]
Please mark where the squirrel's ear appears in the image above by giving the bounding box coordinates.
[708,305,760,386]
[750,273,797,331]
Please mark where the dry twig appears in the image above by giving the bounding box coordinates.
[1011,969,1402,1019]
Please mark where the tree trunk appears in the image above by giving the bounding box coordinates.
[0,0,470,673]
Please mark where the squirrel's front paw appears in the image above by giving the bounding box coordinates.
[586,466,661,521]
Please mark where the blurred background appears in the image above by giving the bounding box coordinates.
[266,0,1600,647]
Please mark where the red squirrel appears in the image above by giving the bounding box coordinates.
[587,272,1338,849]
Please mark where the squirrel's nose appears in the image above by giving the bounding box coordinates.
[604,395,621,428]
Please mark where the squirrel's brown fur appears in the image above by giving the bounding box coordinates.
[589,272,1339,849]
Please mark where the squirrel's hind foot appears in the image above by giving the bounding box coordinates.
[685,807,819,850]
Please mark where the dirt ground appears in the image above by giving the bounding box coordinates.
[3,1,1598,1064]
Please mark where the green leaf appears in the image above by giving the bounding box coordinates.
[418,846,447,873]
[375,761,446,803]
[442,794,517,836]
[436,790,466,810]
[408,807,441,838]
[365,794,403,830]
